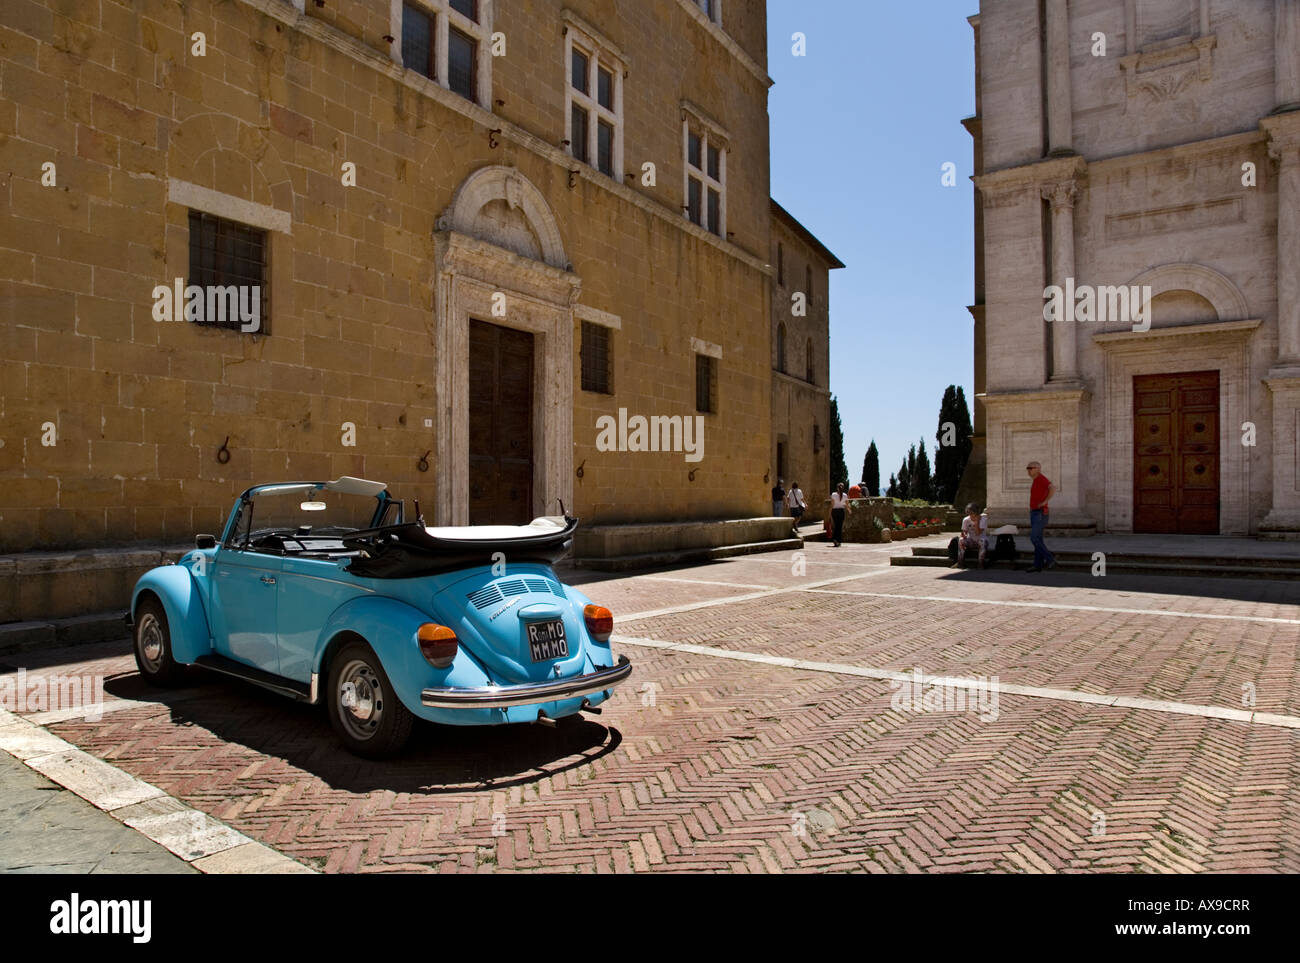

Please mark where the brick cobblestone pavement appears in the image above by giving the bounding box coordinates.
[3,538,1298,873]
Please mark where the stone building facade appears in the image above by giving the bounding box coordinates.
[769,199,842,506]
[969,0,1300,537]
[0,0,843,556]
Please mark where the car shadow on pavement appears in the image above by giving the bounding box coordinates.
[101,673,622,796]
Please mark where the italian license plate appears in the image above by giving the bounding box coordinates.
[526,619,568,661]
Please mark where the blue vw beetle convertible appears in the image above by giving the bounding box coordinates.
[127,477,632,757]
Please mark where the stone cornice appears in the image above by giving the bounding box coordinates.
[560,8,629,66]
[1261,112,1300,162]
[772,368,827,393]
[435,230,582,306]
[1092,318,1261,345]
[673,0,772,88]
[234,0,771,276]
[978,386,1090,404]
[974,155,1087,201]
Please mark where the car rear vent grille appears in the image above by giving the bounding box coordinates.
[467,585,503,608]
[468,578,564,609]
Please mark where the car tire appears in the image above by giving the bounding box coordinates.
[133,597,187,687]
[327,639,414,759]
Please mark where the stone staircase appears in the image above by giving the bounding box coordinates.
[891,543,1300,580]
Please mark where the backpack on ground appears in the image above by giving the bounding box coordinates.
[947,536,959,561]
[993,533,1017,562]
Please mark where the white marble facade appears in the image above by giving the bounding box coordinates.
[972,0,1300,536]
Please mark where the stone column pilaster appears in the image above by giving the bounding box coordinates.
[1277,0,1300,111]
[1267,127,1300,364]
[1045,0,1073,153]
[1042,179,1080,382]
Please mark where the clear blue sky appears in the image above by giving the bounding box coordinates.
[767,0,977,489]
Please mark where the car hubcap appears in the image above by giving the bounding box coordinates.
[137,614,164,672]
[337,659,383,740]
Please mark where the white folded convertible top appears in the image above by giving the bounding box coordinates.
[424,516,568,541]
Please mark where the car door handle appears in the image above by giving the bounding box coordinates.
[260,576,276,585]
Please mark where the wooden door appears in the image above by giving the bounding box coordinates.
[1132,371,1219,534]
[468,320,534,525]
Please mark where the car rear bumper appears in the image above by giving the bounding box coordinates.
[420,655,633,709]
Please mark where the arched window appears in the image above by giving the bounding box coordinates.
[776,322,786,373]
[805,337,814,383]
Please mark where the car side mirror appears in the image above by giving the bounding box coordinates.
[195,534,217,549]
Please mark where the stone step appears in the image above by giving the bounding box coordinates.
[908,544,1300,569]
[892,552,1300,580]
[0,611,129,656]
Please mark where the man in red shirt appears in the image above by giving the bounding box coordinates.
[1026,461,1057,572]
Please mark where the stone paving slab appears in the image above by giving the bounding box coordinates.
[0,750,196,874]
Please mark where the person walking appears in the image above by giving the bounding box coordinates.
[951,502,987,568]
[786,481,806,533]
[771,478,786,518]
[829,483,852,547]
[1026,461,1057,572]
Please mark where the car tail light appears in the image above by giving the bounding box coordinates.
[583,604,613,643]
[417,623,458,669]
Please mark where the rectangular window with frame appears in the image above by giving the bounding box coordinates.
[566,33,623,182]
[187,210,269,333]
[447,26,477,99]
[402,3,435,81]
[396,0,491,106]
[695,353,715,414]
[571,104,589,164]
[580,321,612,394]
[805,265,813,308]
[684,121,725,237]
[695,0,719,23]
[777,242,784,286]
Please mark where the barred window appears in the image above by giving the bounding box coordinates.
[580,321,611,394]
[401,3,435,81]
[447,26,477,99]
[187,210,268,333]
[695,353,716,414]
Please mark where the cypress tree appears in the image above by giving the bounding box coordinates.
[933,385,974,504]
[862,441,880,496]
[913,439,933,502]
[829,395,848,490]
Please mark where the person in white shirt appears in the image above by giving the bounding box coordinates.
[952,502,987,568]
[786,481,806,532]
[829,483,852,547]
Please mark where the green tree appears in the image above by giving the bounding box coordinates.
[886,472,898,498]
[933,385,974,503]
[913,439,933,502]
[862,440,880,496]
[829,395,848,490]
[896,449,914,500]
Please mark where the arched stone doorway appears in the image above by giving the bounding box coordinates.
[432,166,581,525]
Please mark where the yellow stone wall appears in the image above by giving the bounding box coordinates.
[770,211,832,506]
[0,0,775,551]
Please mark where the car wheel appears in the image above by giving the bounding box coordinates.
[133,597,186,687]
[327,640,414,759]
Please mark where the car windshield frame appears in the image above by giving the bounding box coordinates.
[220,481,402,553]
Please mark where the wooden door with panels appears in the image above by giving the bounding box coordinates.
[468,319,535,526]
[1132,371,1219,534]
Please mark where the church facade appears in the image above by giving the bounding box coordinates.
[968,0,1300,537]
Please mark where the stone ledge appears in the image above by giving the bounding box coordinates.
[574,537,803,572]
[0,612,129,657]
[573,518,795,559]
[0,546,189,625]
